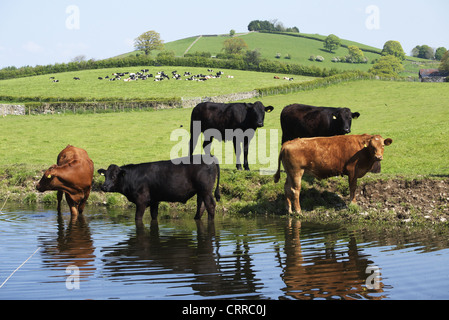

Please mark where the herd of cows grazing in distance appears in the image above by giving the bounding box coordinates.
[48,68,298,83]
[36,98,393,221]
[50,69,235,83]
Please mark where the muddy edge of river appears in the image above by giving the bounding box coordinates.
[1,169,448,225]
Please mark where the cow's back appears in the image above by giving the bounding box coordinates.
[122,156,218,203]
[57,145,94,188]
[191,102,246,132]
[281,135,366,179]
[57,145,91,165]
[281,104,328,142]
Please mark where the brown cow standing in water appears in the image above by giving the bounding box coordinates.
[37,145,94,218]
[274,134,393,214]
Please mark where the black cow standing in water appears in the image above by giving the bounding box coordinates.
[98,155,220,221]
[189,101,274,171]
[280,104,361,144]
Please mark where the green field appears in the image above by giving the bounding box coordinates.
[1,80,447,177]
[0,66,313,102]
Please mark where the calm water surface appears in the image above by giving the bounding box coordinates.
[1,204,449,300]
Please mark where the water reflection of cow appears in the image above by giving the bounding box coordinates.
[101,220,263,299]
[38,215,96,280]
[279,219,385,300]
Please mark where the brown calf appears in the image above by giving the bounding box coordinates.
[36,145,94,218]
[274,134,393,213]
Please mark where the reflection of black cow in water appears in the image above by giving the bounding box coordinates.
[101,221,262,299]
[279,219,385,299]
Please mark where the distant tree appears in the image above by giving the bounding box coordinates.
[369,55,404,77]
[248,20,273,31]
[439,50,449,73]
[229,29,236,37]
[71,55,86,63]
[323,34,341,53]
[286,26,300,33]
[245,49,262,68]
[347,45,365,63]
[435,47,447,61]
[411,45,420,57]
[247,19,299,33]
[223,37,248,55]
[416,45,435,59]
[134,30,164,55]
[381,40,405,61]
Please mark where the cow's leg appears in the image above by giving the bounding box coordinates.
[65,195,79,219]
[149,201,159,220]
[57,191,63,213]
[233,137,243,170]
[290,170,304,214]
[284,175,293,213]
[203,137,213,156]
[348,175,358,204]
[189,125,201,161]
[243,136,250,171]
[134,202,147,221]
[204,193,216,220]
[194,195,206,220]
[78,190,90,215]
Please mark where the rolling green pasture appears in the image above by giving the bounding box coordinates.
[0,66,312,101]
[117,32,426,78]
[124,32,383,73]
[0,80,447,177]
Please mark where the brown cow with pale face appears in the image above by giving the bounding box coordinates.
[36,145,94,218]
[274,134,393,214]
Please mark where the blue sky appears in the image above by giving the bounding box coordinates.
[0,0,448,68]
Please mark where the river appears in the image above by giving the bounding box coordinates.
[1,204,449,300]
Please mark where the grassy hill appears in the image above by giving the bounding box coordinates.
[116,31,433,77]
[117,31,382,73]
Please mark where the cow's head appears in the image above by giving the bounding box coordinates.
[36,165,59,192]
[366,135,393,161]
[97,165,123,192]
[246,101,274,128]
[332,108,360,134]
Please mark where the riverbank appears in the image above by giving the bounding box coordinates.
[1,164,448,226]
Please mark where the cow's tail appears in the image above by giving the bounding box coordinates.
[273,147,284,183]
[214,161,221,202]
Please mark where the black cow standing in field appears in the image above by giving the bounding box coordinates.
[189,101,274,171]
[98,155,220,221]
[280,104,361,144]
[279,103,384,173]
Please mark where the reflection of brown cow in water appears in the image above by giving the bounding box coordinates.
[274,134,393,214]
[281,218,385,299]
[37,145,94,219]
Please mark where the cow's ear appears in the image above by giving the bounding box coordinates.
[265,106,274,113]
[352,112,360,119]
[384,138,393,146]
[97,169,106,176]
